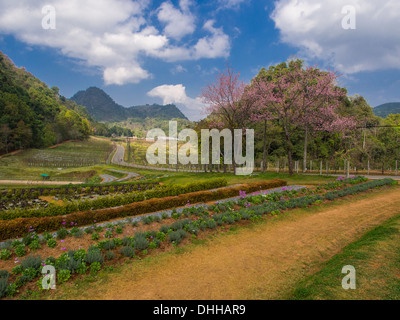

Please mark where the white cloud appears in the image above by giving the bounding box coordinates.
[157,0,196,40]
[151,20,230,62]
[0,0,230,85]
[218,0,246,10]
[271,0,400,74]
[171,65,188,74]
[148,84,208,121]
[193,20,230,59]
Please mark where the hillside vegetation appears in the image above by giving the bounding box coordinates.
[0,52,91,155]
[374,102,400,118]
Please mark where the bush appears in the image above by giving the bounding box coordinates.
[22,267,38,281]
[47,238,57,248]
[156,232,166,242]
[58,269,71,283]
[142,216,153,225]
[29,240,41,251]
[15,244,26,257]
[12,265,23,275]
[120,246,135,258]
[168,230,187,244]
[0,249,12,261]
[76,262,88,275]
[0,278,9,298]
[21,255,42,271]
[121,237,133,247]
[101,240,116,251]
[133,235,149,251]
[115,226,123,234]
[43,232,54,241]
[161,212,169,220]
[85,248,104,265]
[56,228,69,240]
[90,262,102,274]
[104,230,113,239]
[106,251,115,261]
[0,270,10,281]
[71,229,84,238]
[113,238,122,247]
[91,233,99,241]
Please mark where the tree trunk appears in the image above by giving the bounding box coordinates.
[262,119,267,173]
[303,127,308,173]
[285,131,294,175]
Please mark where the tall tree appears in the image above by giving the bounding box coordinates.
[201,64,251,174]
[246,60,355,175]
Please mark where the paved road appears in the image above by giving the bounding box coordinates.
[99,174,118,184]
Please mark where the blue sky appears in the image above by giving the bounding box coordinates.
[0,0,399,121]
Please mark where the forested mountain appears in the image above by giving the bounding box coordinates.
[71,87,188,122]
[0,51,91,155]
[374,103,400,118]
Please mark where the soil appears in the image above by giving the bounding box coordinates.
[54,187,400,300]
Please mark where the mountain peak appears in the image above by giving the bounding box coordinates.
[71,87,188,122]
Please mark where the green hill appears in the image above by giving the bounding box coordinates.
[0,51,92,155]
[373,103,400,118]
[71,87,188,122]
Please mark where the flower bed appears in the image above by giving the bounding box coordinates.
[0,178,228,220]
[0,179,286,241]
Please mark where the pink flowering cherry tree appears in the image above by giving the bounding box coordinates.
[246,60,356,175]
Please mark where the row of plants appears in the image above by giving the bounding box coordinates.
[0,182,160,200]
[0,179,285,241]
[0,178,396,299]
[0,178,229,221]
[324,178,396,200]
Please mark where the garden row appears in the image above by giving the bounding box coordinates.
[0,179,286,241]
[0,178,228,221]
[0,178,396,299]
[0,182,161,200]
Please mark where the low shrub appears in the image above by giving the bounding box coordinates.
[21,255,42,271]
[0,278,9,298]
[90,262,102,274]
[133,235,149,251]
[120,246,135,258]
[29,240,41,251]
[15,244,26,257]
[58,269,71,283]
[56,228,69,240]
[85,248,104,265]
[0,249,12,261]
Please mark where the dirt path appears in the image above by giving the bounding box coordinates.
[59,187,400,300]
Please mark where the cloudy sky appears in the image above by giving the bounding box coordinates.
[0,0,399,121]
